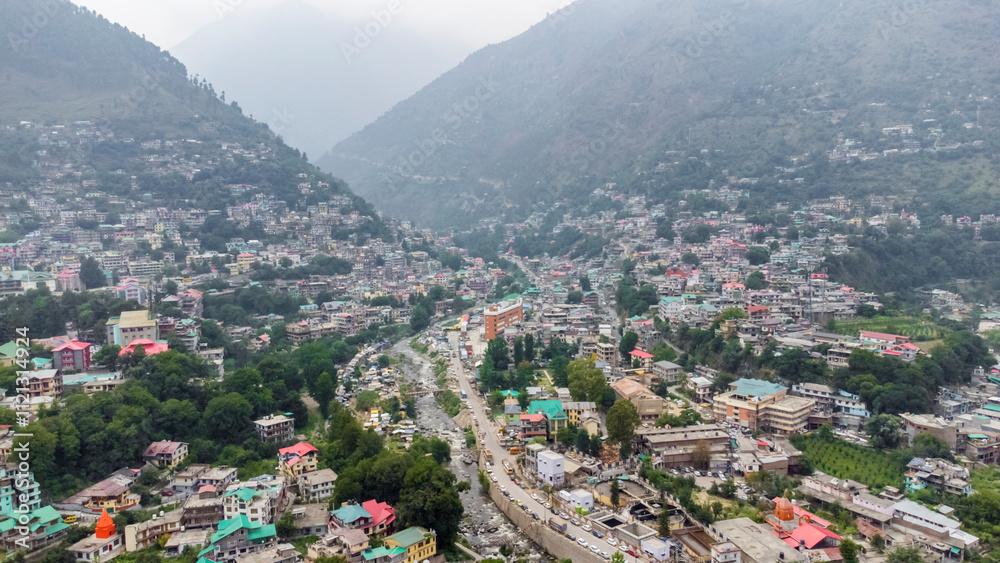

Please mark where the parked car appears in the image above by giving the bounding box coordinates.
[565,533,576,541]
[592,530,604,539]
[578,538,589,548]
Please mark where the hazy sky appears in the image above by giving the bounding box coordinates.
[77,0,577,50]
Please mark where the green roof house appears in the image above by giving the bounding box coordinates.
[528,400,569,435]
[198,515,276,562]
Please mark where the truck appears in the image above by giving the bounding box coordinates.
[460,389,467,400]
[484,449,493,462]
[502,459,514,475]
[548,517,568,533]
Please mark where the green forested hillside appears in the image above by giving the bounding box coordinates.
[0,0,385,238]
[319,0,1000,227]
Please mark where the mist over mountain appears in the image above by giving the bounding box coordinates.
[169,0,472,159]
[317,0,1000,227]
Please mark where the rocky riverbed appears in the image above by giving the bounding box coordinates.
[394,341,554,561]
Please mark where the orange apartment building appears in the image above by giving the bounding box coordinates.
[484,299,523,340]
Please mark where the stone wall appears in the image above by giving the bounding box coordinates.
[480,454,603,563]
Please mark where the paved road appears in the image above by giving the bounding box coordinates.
[447,333,635,562]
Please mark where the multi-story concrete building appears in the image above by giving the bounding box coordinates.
[527,400,569,436]
[899,413,959,450]
[652,360,684,383]
[197,515,277,563]
[537,450,565,486]
[596,342,618,366]
[142,441,189,469]
[713,379,814,434]
[106,310,158,346]
[383,527,436,563]
[254,414,295,443]
[905,457,972,497]
[278,442,318,484]
[52,339,91,371]
[791,383,869,430]
[484,299,523,340]
[23,369,63,399]
[222,487,273,525]
[0,465,42,517]
[298,468,337,503]
[115,278,148,305]
[634,425,731,471]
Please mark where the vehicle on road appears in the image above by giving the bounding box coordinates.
[571,518,580,526]
[559,512,570,520]
[544,502,551,509]
[62,515,77,524]
[161,491,173,497]
[592,530,604,539]
[590,545,601,554]
[582,524,592,532]
[627,549,639,557]
[502,460,514,475]
[531,493,540,501]
[548,517,568,533]
[578,538,588,547]
[601,551,610,559]
[607,538,617,546]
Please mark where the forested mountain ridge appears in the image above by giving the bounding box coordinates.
[0,0,386,240]
[318,0,1000,227]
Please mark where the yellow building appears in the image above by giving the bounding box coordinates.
[278,442,319,483]
[236,252,256,273]
[562,401,597,427]
[384,527,436,563]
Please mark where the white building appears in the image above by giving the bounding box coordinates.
[568,489,594,511]
[537,450,565,486]
[298,468,337,503]
[642,537,672,562]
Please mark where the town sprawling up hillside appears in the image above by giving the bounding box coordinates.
[2,1,1000,563]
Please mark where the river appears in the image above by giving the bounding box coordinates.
[393,340,554,561]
